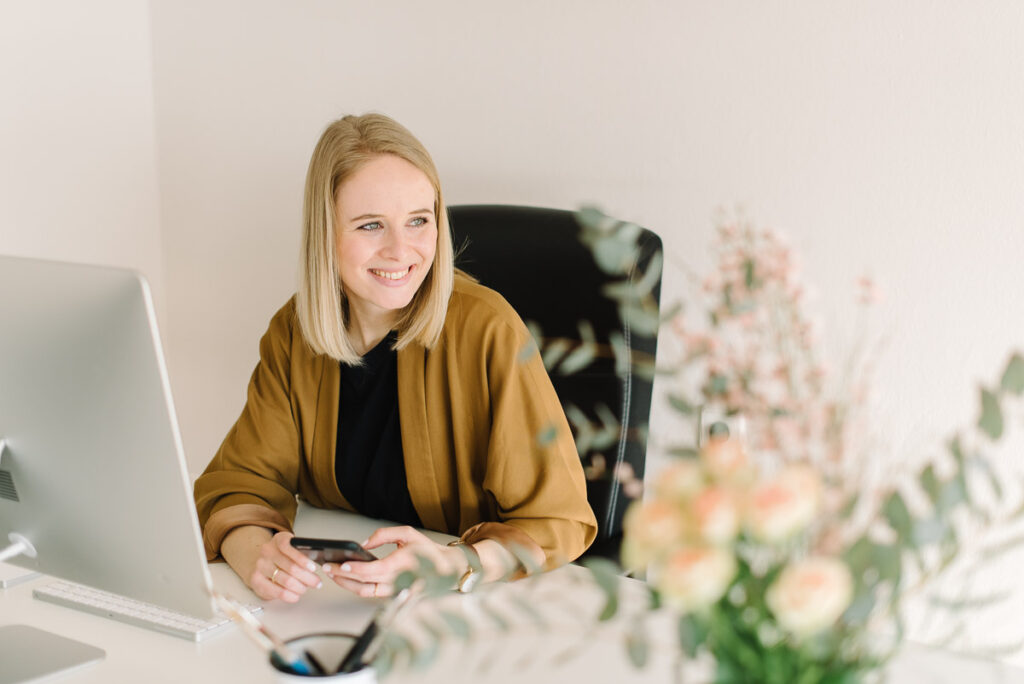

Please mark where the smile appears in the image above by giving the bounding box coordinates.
[369,266,411,281]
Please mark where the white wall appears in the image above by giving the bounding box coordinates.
[148,0,1024,660]
[0,0,163,312]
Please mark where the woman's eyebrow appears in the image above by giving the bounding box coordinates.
[347,208,433,221]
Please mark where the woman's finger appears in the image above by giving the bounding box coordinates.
[249,568,301,603]
[272,534,323,588]
[329,574,391,599]
[363,525,425,549]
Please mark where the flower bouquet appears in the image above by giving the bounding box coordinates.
[575,209,1024,683]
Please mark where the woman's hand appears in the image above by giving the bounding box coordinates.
[323,526,464,598]
[221,527,323,603]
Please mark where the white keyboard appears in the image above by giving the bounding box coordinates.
[33,580,263,642]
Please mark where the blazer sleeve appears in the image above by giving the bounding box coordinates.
[193,304,302,560]
[466,310,598,571]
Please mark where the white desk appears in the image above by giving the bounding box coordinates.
[2,506,1021,683]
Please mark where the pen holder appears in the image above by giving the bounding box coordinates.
[270,633,377,682]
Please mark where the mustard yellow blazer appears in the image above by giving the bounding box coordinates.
[194,277,597,569]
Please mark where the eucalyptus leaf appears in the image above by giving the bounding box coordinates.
[610,331,630,376]
[593,236,637,274]
[919,465,942,508]
[929,590,1010,611]
[677,614,709,658]
[536,423,559,448]
[980,531,1024,562]
[633,251,663,299]
[438,610,472,640]
[979,387,1004,440]
[912,517,947,546]
[883,492,914,545]
[668,394,695,415]
[620,302,661,336]
[541,338,571,371]
[626,621,649,667]
[1001,353,1024,395]
[558,341,597,375]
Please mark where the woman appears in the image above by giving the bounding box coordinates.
[194,113,596,602]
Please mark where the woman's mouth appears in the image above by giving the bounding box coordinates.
[369,266,412,282]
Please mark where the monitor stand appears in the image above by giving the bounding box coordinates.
[0,536,105,683]
[0,625,105,684]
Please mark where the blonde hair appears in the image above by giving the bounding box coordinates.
[297,113,454,364]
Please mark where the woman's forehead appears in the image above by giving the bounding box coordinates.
[337,155,434,219]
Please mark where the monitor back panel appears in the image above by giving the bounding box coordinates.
[0,255,214,618]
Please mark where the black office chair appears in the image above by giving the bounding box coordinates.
[447,205,662,562]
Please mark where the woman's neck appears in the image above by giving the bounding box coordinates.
[347,311,396,356]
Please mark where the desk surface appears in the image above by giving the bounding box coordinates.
[2,506,1021,684]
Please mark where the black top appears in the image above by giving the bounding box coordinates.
[334,333,421,528]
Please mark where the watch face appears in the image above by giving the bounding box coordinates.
[459,568,482,593]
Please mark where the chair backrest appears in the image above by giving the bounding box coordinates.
[447,205,662,561]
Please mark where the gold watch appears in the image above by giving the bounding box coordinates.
[447,540,482,593]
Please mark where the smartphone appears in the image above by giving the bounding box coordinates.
[290,537,377,564]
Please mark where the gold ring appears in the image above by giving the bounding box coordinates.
[271,567,281,584]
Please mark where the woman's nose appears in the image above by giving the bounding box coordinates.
[379,227,409,258]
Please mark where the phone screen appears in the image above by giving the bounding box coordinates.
[290,537,376,564]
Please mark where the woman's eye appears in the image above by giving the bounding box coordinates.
[409,217,428,227]
[358,221,382,231]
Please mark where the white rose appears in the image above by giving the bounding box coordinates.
[745,465,821,544]
[655,546,737,613]
[767,556,853,637]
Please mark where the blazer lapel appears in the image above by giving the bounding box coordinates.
[397,345,450,532]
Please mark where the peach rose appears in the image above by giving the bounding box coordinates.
[621,499,686,569]
[653,459,705,502]
[655,546,737,613]
[692,486,740,545]
[766,557,853,637]
[745,465,821,544]
[700,434,751,483]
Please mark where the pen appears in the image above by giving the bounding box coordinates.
[210,590,324,676]
[336,587,415,673]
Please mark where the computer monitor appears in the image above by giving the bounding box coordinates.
[0,254,215,619]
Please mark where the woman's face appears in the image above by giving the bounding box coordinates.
[334,154,438,328]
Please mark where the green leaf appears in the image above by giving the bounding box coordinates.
[541,338,571,371]
[619,302,661,336]
[929,590,1010,611]
[938,477,967,513]
[536,423,559,448]
[593,235,637,274]
[979,387,1004,439]
[677,614,709,658]
[558,341,597,375]
[743,258,757,289]
[1001,353,1024,395]
[912,517,947,546]
[668,393,695,415]
[609,331,630,376]
[626,621,649,667]
[980,531,1024,562]
[920,464,942,508]
[634,251,664,299]
[437,610,471,640]
[883,492,914,545]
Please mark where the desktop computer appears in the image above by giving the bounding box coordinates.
[0,255,253,679]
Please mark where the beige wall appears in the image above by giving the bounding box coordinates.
[4,0,1024,662]
[0,0,163,314]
